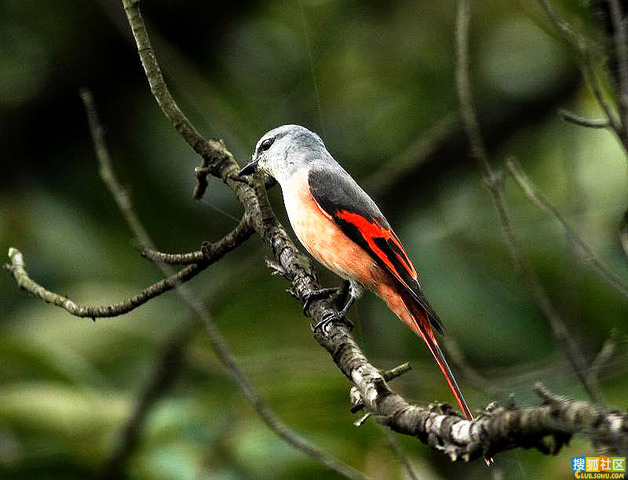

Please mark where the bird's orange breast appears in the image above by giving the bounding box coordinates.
[282,169,383,288]
[281,168,421,337]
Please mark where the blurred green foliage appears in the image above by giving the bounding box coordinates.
[1,1,627,479]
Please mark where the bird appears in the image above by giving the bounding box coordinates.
[239,124,474,421]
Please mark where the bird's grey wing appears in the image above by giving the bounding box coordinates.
[308,166,442,333]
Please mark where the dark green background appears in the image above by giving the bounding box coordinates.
[2,1,627,479]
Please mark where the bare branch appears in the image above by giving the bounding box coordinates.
[382,362,412,382]
[333,321,626,459]
[363,113,459,194]
[607,0,628,128]
[4,212,251,319]
[380,427,421,480]
[98,323,194,480]
[140,217,253,265]
[456,0,603,403]
[5,247,210,318]
[455,3,491,176]
[506,157,628,299]
[590,333,619,385]
[558,108,611,128]
[350,363,412,414]
[82,87,255,287]
[141,248,206,265]
[549,1,628,258]
[621,211,628,258]
[81,88,156,250]
[538,0,623,137]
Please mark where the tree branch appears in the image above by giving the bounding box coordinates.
[320,320,626,459]
[141,248,206,265]
[379,427,421,480]
[506,157,628,299]
[538,0,625,144]
[456,0,604,404]
[98,323,194,480]
[607,0,628,129]
[6,93,254,319]
[590,333,619,386]
[558,108,611,129]
[4,210,252,318]
[5,247,213,318]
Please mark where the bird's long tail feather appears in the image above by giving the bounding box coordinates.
[411,310,495,463]
[414,322,474,420]
[383,288,493,464]
[397,291,473,420]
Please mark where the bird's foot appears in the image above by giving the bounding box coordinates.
[302,287,339,314]
[312,311,353,335]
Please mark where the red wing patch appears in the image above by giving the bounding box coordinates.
[307,166,443,333]
[335,209,418,283]
[328,208,443,333]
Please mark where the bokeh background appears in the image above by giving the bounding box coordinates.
[2,0,627,479]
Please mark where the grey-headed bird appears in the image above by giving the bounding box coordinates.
[239,124,474,421]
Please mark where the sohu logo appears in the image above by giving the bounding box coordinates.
[572,456,626,478]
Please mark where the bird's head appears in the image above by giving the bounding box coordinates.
[238,124,325,183]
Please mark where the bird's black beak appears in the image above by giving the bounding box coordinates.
[238,159,259,177]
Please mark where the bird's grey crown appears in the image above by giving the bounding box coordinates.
[252,124,335,183]
[255,124,323,153]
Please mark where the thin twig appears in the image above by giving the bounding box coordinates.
[141,248,206,264]
[81,88,155,250]
[4,211,250,319]
[381,362,412,382]
[363,113,459,195]
[506,157,628,299]
[141,227,255,264]
[455,3,491,175]
[621,211,628,258]
[5,248,209,318]
[98,323,194,480]
[607,0,628,128]
[350,363,413,414]
[379,427,421,480]
[590,333,619,385]
[537,0,626,147]
[558,108,610,128]
[456,0,603,404]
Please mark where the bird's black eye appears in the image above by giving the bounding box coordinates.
[260,138,274,152]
